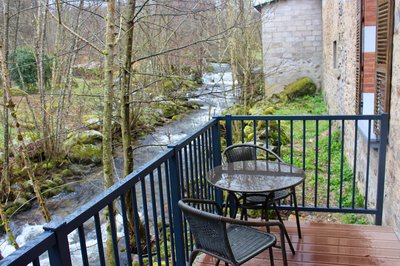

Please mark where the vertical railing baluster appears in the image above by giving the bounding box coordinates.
[339,120,345,208]
[119,195,132,265]
[225,115,233,146]
[178,150,185,199]
[107,202,120,266]
[78,225,89,266]
[327,120,332,208]
[253,119,257,144]
[44,221,72,266]
[201,133,207,198]
[314,120,319,207]
[184,146,190,198]
[157,166,169,266]
[197,137,204,200]
[206,129,212,200]
[167,146,185,265]
[302,119,306,206]
[290,120,294,165]
[376,113,389,225]
[365,119,372,209]
[278,120,281,156]
[189,143,195,198]
[164,160,176,264]
[212,120,223,205]
[140,178,153,264]
[352,120,359,209]
[266,119,269,149]
[149,172,162,265]
[193,139,200,198]
[94,213,106,266]
[32,258,40,266]
[131,187,143,265]
[241,120,245,143]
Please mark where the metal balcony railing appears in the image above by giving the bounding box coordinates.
[1,113,389,266]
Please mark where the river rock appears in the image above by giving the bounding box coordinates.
[82,115,102,130]
[68,164,93,175]
[67,144,102,164]
[12,131,39,147]
[64,130,103,147]
[63,130,103,164]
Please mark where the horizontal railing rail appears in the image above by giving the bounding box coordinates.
[0,113,388,266]
[219,114,388,225]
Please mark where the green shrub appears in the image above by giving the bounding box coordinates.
[9,48,52,92]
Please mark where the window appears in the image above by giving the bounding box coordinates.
[333,41,337,69]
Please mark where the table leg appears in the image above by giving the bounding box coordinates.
[292,187,302,238]
[224,192,238,218]
[273,202,295,255]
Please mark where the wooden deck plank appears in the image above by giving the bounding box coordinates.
[197,222,400,266]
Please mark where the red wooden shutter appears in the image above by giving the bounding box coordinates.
[355,0,364,114]
[374,0,394,133]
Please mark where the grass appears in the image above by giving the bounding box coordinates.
[233,94,369,224]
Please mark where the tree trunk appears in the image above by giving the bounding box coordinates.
[119,0,146,252]
[0,39,51,225]
[1,0,18,249]
[103,0,116,264]
[34,0,51,158]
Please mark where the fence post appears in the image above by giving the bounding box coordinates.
[212,118,223,206]
[43,221,72,266]
[167,145,185,265]
[225,115,233,147]
[376,112,389,225]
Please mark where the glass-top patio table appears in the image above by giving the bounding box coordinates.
[206,160,306,254]
[206,160,305,194]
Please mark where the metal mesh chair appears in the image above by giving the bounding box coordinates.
[179,198,288,266]
[222,143,302,254]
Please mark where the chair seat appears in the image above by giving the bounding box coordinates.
[227,224,276,264]
[243,189,290,205]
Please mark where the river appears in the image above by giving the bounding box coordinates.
[0,63,238,262]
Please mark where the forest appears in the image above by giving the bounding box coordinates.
[0,0,263,259]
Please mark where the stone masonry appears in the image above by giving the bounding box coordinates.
[259,0,322,96]
[322,0,400,237]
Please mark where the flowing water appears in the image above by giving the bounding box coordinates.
[0,64,238,262]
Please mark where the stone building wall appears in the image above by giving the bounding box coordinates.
[322,0,400,237]
[384,0,400,237]
[260,0,322,96]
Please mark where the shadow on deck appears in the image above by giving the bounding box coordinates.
[198,221,400,266]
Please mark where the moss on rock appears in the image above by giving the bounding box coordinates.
[283,77,316,100]
[63,130,103,150]
[82,114,102,130]
[68,144,102,164]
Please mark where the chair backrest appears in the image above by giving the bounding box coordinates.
[178,199,236,263]
[222,143,284,163]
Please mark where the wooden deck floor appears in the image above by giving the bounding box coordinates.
[198,221,400,266]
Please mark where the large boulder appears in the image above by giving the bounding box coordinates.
[282,77,316,100]
[63,130,103,164]
[82,115,102,130]
[63,130,102,147]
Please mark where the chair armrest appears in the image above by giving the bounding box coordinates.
[221,216,283,229]
[181,198,223,215]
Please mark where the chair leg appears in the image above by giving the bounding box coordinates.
[189,250,200,266]
[269,247,274,266]
[273,203,295,255]
[292,188,302,239]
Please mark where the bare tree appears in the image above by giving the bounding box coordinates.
[0,0,18,250]
[103,0,117,263]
